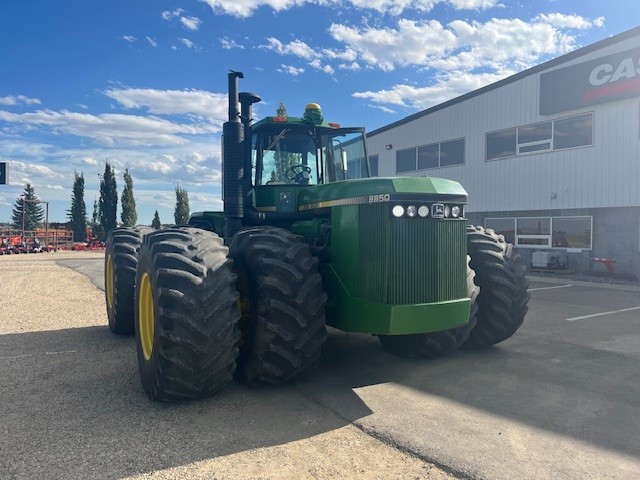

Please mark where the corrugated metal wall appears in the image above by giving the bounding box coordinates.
[368,36,640,213]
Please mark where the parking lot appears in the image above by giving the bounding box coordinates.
[1,253,639,479]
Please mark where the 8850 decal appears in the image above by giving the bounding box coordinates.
[368,194,390,203]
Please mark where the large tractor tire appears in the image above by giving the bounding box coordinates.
[228,227,328,385]
[464,225,530,348]
[105,227,153,335]
[135,227,241,401]
[378,257,479,358]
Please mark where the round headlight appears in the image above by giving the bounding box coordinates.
[444,205,450,218]
[451,206,461,218]
[392,205,405,217]
[418,205,429,217]
[406,205,417,217]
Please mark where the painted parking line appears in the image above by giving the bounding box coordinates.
[566,306,640,321]
[528,284,573,292]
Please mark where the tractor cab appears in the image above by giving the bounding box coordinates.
[251,103,369,188]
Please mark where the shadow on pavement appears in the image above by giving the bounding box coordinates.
[0,326,372,479]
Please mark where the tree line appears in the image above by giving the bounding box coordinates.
[10,161,191,241]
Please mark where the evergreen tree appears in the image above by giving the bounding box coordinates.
[11,183,44,231]
[99,162,118,237]
[270,151,302,183]
[68,171,87,242]
[151,210,161,229]
[174,185,190,224]
[91,198,104,241]
[120,168,137,227]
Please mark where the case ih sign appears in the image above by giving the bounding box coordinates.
[540,48,640,115]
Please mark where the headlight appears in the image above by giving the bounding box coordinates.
[451,206,461,218]
[444,205,450,218]
[417,205,429,217]
[406,205,417,217]
[392,205,405,217]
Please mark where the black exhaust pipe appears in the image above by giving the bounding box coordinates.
[223,71,244,238]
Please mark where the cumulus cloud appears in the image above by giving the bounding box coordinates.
[181,38,196,49]
[0,109,212,147]
[146,36,158,47]
[200,0,499,17]
[104,88,227,121]
[278,64,305,76]
[161,8,184,20]
[0,95,42,106]
[535,13,605,29]
[220,37,245,49]
[180,16,202,30]
[353,71,507,109]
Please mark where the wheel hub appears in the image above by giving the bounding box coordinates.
[138,272,155,360]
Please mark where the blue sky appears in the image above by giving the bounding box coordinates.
[0,0,636,224]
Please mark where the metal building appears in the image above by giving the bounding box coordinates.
[366,25,640,278]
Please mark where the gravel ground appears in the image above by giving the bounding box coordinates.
[0,252,455,480]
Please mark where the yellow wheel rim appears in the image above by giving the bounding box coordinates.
[138,273,155,361]
[106,255,114,310]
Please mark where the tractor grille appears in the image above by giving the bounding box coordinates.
[357,203,467,305]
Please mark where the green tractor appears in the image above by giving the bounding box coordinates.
[104,71,529,401]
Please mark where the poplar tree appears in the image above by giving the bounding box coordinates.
[68,171,88,242]
[99,162,118,236]
[174,186,190,225]
[120,168,137,227]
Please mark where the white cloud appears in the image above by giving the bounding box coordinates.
[0,95,42,106]
[309,59,334,75]
[146,36,158,47]
[329,19,457,71]
[199,0,499,17]
[220,37,245,49]
[180,16,202,31]
[181,38,195,49]
[121,35,137,43]
[536,13,605,30]
[353,71,507,109]
[161,8,184,20]
[263,38,317,60]
[278,64,305,76]
[0,109,213,147]
[104,88,227,121]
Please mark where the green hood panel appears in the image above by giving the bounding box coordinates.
[298,176,467,208]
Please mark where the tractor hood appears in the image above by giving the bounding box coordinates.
[297,176,467,211]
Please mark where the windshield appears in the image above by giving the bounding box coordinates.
[319,129,368,182]
[253,127,369,186]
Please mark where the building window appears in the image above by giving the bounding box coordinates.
[418,144,439,169]
[552,217,592,249]
[398,139,465,173]
[369,154,379,177]
[518,122,552,154]
[486,129,516,160]
[396,148,416,173]
[486,216,592,249]
[553,113,593,150]
[486,113,593,161]
[440,139,465,167]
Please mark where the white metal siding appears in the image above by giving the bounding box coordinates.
[368,35,640,213]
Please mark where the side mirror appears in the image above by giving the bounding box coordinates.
[341,151,348,172]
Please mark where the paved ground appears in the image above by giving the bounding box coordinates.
[1,252,639,479]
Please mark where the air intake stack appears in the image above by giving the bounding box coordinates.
[223,71,245,238]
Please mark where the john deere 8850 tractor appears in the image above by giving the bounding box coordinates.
[105,72,529,401]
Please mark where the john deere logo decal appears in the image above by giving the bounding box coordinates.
[432,204,444,218]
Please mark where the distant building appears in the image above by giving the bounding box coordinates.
[367,25,640,278]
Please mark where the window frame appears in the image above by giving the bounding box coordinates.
[486,112,593,161]
[485,216,593,250]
